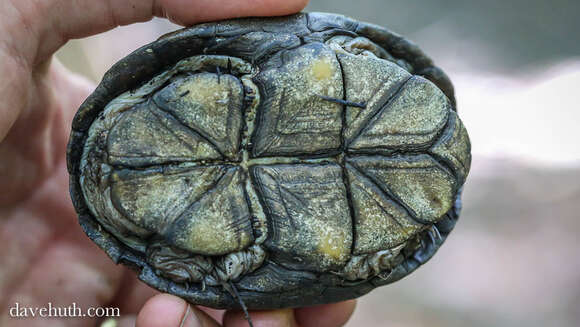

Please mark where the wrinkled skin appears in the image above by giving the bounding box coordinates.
[0,0,357,326]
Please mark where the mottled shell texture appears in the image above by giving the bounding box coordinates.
[67,12,471,309]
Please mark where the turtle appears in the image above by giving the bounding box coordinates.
[67,11,471,316]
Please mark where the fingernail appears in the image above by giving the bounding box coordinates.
[100,318,118,327]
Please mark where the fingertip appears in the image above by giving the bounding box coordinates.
[158,0,310,26]
[136,294,188,327]
[295,300,357,327]
[137,294,221,327]
[264,0,311,17]
[223,308,297,327]
[21,0,309,64]
[197,306,226,323]
[113,316,137,327]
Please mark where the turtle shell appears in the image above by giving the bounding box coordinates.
[67,12,471,309]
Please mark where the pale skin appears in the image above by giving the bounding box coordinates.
[0,0,356,326]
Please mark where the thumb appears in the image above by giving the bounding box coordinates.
[223,308,299,327]
[4,0,309,67]
[0,0,308,149]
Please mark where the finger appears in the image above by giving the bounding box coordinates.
[156,0,310,26]
[0,0,308,153]
[0,58,94,205]
[117,316,137,327]
[4,0,309,66]
[136,294,220,327]
[0,162,126,327]
[102,316,137,327]
[294,301,357,327]
[223,308,297,327]
[198,306,226,324]
[109,269,159,315]
[0,51,28,142]
[0,232,125,327]
[49,58,96,128]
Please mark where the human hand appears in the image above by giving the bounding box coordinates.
[0,0,356,326]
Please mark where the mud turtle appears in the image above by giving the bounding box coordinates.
[67,12,471,311]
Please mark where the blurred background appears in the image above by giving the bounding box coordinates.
[56,1,580,326]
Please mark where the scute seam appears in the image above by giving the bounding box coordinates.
[152,94,226,158]
[335,52,358,257]
[346,162,427,225]
[346,76,413,147]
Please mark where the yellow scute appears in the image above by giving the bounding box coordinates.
[311,59,333,81]
[317,229,348,261]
